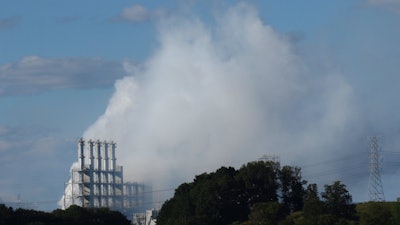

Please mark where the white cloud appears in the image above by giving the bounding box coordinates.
[111,4,167,23]
[83,2,360,197]
[0,56,126,96]
[121,4,150,22]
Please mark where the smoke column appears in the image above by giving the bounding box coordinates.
[83,3,357,196]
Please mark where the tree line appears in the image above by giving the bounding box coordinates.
[0,204,130,225]
[157,161,400,225]
[2,161,400,225]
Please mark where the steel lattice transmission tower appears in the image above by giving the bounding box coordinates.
[368,136,385,202]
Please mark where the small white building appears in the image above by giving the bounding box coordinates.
[133,209,158,225]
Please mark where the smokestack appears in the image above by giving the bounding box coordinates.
[103,141,109,172]
[103,140,110,207]
[111,141,117,207]
[111,141,117,171]
[96,140,102,207]
[78,138,85,170]
[89,140,94,170]
[96,140,102,171]
[88,139,95,207]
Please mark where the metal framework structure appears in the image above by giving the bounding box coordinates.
[259,154,280,163]
[368,136,385,202]
[258,154,281,170]
[62,138,150,217]
[124,182,148,213]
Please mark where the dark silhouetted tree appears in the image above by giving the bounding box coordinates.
[321,181,356,221]
[157,162,281,225]
[248,202,284,225]
[236,161,280,205]
[303,183,322,225]
[279,165,306,213]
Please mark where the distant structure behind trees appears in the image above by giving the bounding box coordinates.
[133,209,158,225]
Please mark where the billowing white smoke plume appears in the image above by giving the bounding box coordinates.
[84,3,357,193]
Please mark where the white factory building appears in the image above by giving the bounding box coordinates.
[60,138,151,218]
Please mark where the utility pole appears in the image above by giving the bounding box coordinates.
[368,136,385,202]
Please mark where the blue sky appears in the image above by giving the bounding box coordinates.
[1,0,400,211]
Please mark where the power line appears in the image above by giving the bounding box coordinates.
[9,187,176,206]
[304,162,367,179]
[300,152,367,169]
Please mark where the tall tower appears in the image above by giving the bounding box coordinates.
[368,136,385,202]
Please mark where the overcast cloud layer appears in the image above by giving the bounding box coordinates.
[82,3,364,201]
[0,56,125,96]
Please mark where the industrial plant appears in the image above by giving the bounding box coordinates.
[61,138,151,218]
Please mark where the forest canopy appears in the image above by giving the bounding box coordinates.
[157,161,360,225]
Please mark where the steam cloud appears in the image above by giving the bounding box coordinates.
[83,3,358,195]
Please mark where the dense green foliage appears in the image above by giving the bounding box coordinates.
[299,181,357,225]
[157,161,371,225]
[157,161,306,225]
[0,204,130,225]
[357,201,400,225]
